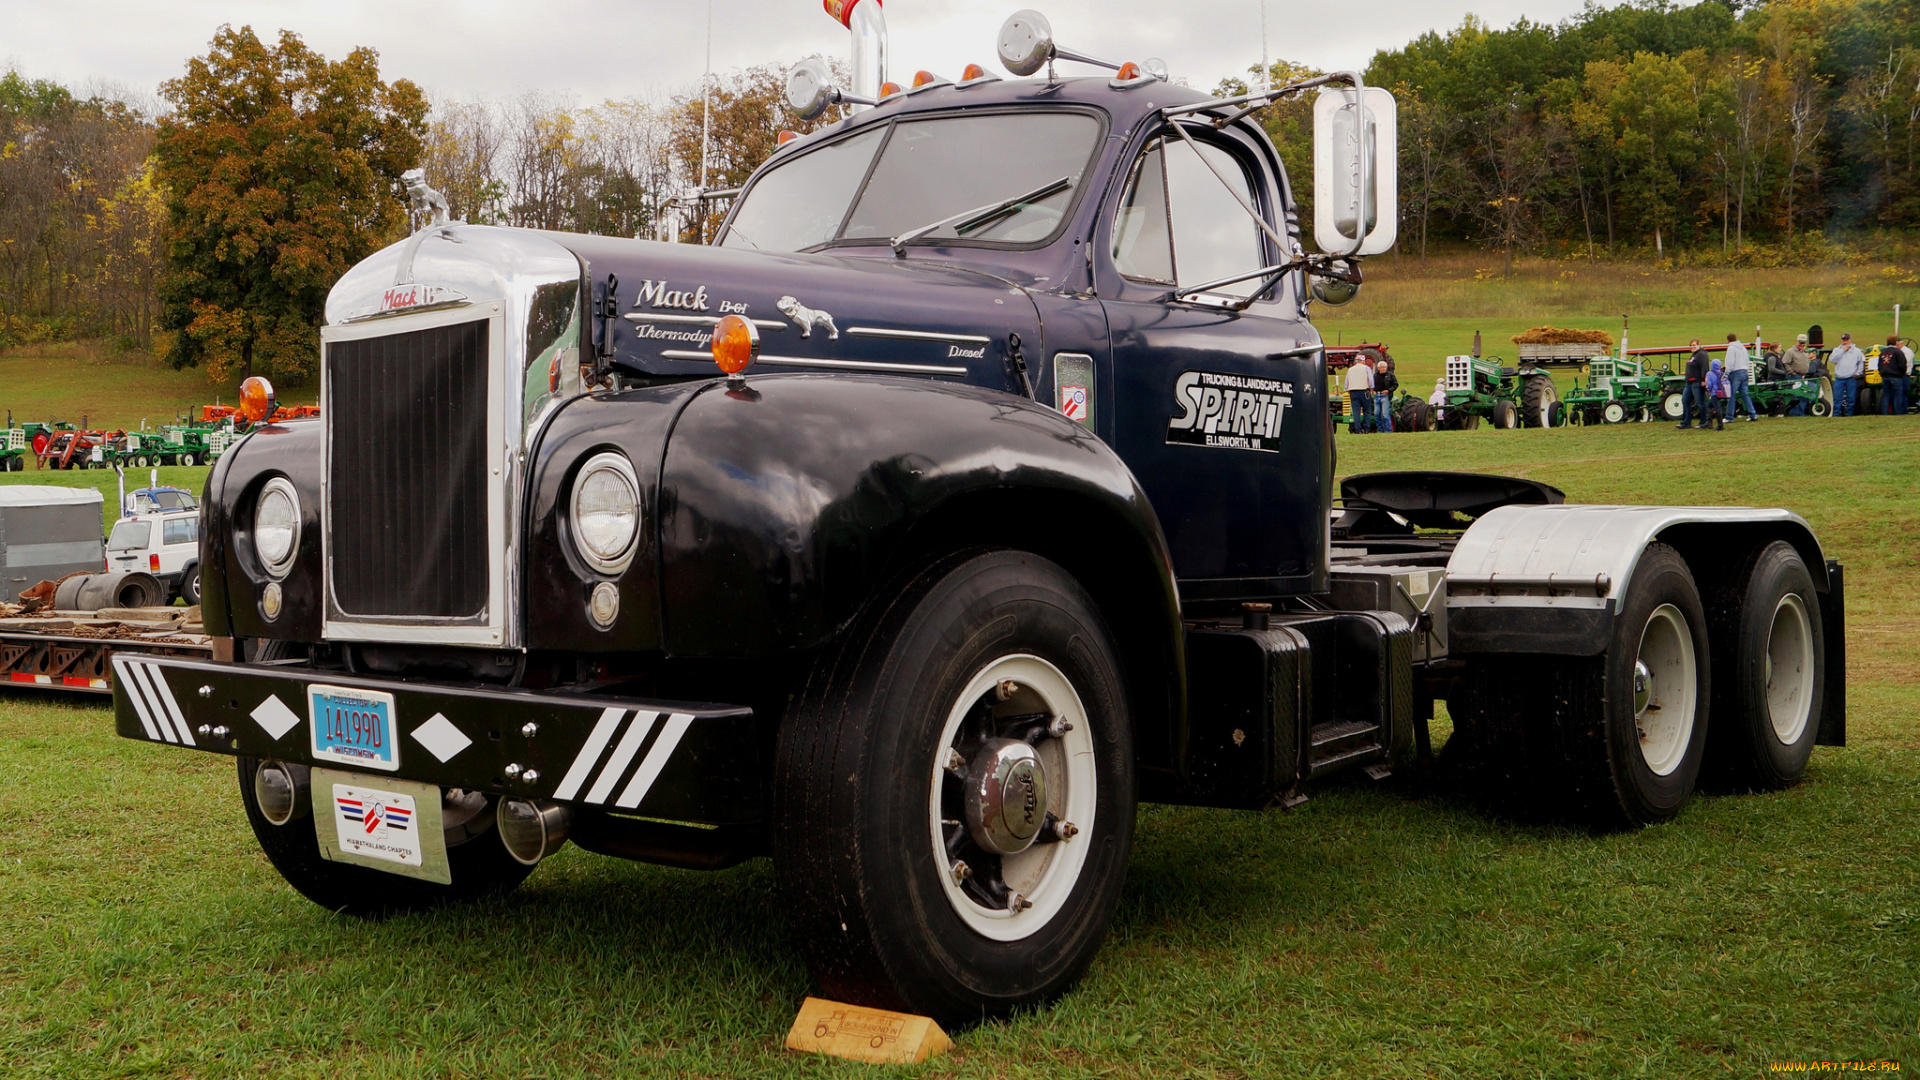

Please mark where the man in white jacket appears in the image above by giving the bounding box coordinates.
[1344,357,1375,433]
[1829,333,1866,416]
[1723,332,1759,420]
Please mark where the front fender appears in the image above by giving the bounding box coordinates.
[657,374,1187,779]
[658,375,1170,654]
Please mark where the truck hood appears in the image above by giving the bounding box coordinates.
[550,233,1044,392]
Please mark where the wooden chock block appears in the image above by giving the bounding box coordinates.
[785,996,953,1065]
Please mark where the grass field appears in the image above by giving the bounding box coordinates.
[0,343,317,436]
[3,413,1915,1078]
[1317,251,1916,394]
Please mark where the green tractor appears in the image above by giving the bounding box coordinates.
[1566,355,1675,424]
[1435,355,1564,430]
[0,426,27,472]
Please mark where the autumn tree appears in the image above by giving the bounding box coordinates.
[154,27,426,384]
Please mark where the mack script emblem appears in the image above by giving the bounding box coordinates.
[637,280,711,311]
[1167,370,1294,452]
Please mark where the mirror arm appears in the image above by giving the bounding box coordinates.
[1161,70,1361,122]
[1168,258,1306,308]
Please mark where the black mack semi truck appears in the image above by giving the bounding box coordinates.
[114,5,1843,1026]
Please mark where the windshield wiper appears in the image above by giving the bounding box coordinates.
[888,176,1071,257]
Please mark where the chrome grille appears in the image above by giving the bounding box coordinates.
[327,319,490,619]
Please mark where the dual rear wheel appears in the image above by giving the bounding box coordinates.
[1451,541,1824,827]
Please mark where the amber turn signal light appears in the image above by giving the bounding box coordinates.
[878,81,903,98]
[961,63,987,81]
[239,376,276,422]
[710,314,760,378]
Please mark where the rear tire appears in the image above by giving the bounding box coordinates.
[1398,398,1429,433]
[1702,542,1824,791]
[1521,376,1559,428]
[1450,544,1709,828]
[772,550,1134,1027]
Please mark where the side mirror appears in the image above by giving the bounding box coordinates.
[1312,86,1398,257]
[785,56,836,122]
[1309,259,1362,306]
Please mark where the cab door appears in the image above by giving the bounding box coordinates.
[1100,124,1328,601]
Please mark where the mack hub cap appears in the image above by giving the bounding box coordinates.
[965,738,1047,855]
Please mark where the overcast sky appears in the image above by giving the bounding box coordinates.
[3,0,1598,108]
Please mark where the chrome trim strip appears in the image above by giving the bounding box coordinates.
[623,313,784,330]
[656,350,968,375]
[847,326,993,345]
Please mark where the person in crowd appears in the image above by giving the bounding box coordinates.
[1677,339,1709,429]
[1373,359,1397,433]
[1723,331,1759,421]
[1830,333,1865,416]
[1706,357,1730,430]
[1880,335,1910,416]
[1344,355,1374,433]
[1428,378,1447,427]
[1781,334,1815,415]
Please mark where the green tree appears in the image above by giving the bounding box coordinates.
[154,27,426,384]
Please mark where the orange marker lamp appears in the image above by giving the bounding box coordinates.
[711,314,760,380]
[239,376,277,423]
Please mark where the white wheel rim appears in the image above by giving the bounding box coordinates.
[1633,603,1697,776]
[1605,403,1625,423]
[1664,394,1684,418]
[1765,593,1815,744]
[928,654,1096,941]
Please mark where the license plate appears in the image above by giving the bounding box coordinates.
[311,768,450,884]
[309,684,400,771]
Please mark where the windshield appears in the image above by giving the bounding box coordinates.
[108,521,150,551]
[721,110,1102,253]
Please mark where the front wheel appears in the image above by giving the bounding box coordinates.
[1661,390,1686,420]
[1602,401,1629,424]
[773,550,1135,1026]
[181,564,202,606]
[1492,399,1519,429]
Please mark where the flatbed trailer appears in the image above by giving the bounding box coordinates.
[0,612,213,693]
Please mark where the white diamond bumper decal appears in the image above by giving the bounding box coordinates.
[411,713,472,763]
[250,694,302,740]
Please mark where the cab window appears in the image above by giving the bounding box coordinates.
[1111,143,1172,283]
[1112,132,1269,298]
[163,518,197,546]
[1166,137,1267,297]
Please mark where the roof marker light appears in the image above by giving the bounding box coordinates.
[910,70,949,91]
[878,81,904,98]
[957,63,1002,88]
[1110,60,1160,89]
[777,129,801,145]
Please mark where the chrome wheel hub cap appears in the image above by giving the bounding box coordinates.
[965,739,1048,855]
[1632,660,1654,718]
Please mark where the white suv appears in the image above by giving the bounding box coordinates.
[107,491,202,604]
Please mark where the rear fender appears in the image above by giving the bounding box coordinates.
[1445,504,1844,743]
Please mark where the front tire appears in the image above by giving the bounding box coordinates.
[773,550,1135,1026]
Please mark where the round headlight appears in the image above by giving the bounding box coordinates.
[570,453,640,574]
[254,477,300,578]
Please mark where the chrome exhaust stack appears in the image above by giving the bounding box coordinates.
[825,0,886,106]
